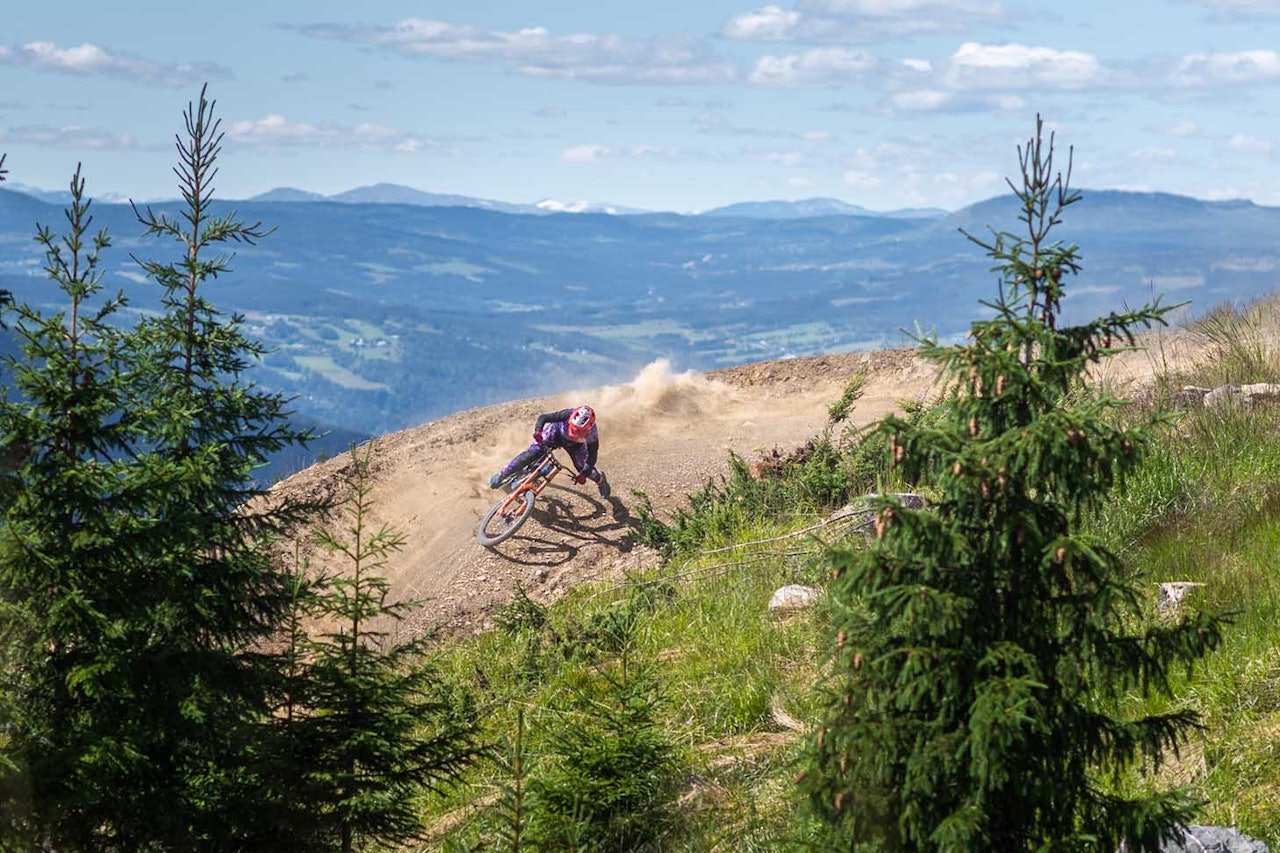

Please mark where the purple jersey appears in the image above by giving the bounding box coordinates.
[535,420,599,474]
[499,408,602,481]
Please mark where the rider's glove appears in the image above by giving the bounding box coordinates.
[573,473,588,485]
[533,430,544,445]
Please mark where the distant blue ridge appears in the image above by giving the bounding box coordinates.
[2,185,1275,439]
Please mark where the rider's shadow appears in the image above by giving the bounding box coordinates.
[533,487,636,552]
[492,534,578,567]
[480,486,636,566]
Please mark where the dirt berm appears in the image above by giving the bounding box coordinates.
[272,332,1202,640]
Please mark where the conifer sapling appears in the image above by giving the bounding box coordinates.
[801,116,1225,851]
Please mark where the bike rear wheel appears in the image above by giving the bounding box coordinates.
[477,489,536,546]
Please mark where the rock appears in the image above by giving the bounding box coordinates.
[861,492,925,510]
[1243,382,1280,404]
[768,584,823,613]
[1157,581,1204,615]
[1204,385,1244,410]
[1170,385,1211,408]
[1156,825,1269,853]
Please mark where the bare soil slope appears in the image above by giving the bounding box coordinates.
[274,330,1205,639]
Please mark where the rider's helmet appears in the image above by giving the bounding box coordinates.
[566,405,596,442]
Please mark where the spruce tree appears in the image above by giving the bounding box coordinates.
[801,117,1225,850]
[289,447,480,852]
[526,653,678,852]
[0,166,142,849]
[0,89,322,849]
[117,83,322,848]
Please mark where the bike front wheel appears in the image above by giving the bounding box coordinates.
[477,489,536,547]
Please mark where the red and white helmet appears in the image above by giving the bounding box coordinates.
[566,405,596,442]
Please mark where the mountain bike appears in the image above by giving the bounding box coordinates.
[476,450,567,547]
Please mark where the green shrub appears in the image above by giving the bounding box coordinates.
[525,659,680,852]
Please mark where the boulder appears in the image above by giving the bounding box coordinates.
[768,584,823,613]
[1243,382,1280,404]
[862,492,925,510]
[1169,385,1211,408]
[1204,385,1244,410]
[1156,581,1204,616]
[1156,825,1268,853]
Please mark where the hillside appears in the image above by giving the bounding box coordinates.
[4,186,1278,439]
[275,325,1210,639]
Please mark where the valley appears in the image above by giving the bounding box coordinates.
[2,186,1277,447]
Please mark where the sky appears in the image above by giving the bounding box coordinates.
[3,0,1280,213]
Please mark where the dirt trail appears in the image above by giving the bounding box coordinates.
[274,329,1208,639]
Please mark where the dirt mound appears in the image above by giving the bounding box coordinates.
[272,333,1203,640]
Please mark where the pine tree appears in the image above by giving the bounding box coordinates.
[289,446,480,852]
[801,117,1226,851]
[0,89,323,849]
[115,83,322,848]
[526,653,678,852]
[491,707,530,852]
[0,165,152,849]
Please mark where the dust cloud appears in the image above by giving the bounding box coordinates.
[469,358,738,483]
[591,358,738,444]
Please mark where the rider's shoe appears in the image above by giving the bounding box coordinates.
[488,471,504,489]
[597,473,611,499]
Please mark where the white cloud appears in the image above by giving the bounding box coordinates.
[721,5,802,39]
[942,42,1103,90]
[861,42,1112,112]
[842,170,884,191]
[1173,49,1280,85]
[722,0,1008,43]
[226,114,446,153]
[890,90,953,111]
[749,47,877,86]
[0,41,230,86]
[1127,146,1178,163]
[874,43,1280,115]
[0,124,141,149]
[294,19,736,85]
[1225,133,1273,154]
[885,89,1024,114]
[1181,0,1280,19]
[626,144,677,158]
[561,144,609,162]
[559,143,695,162]
[834,135,1007,208]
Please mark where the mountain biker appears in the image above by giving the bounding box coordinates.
[486,404,611,499]
[489,405,611,498]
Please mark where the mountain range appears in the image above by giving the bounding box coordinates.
[6,180,940,220]
[242,183,939,219]
[1,183,1277,451]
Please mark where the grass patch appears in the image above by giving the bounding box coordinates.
[419,299,1280,847]
[293,354,390,390]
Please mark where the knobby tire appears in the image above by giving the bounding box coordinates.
[477,489,536,547]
